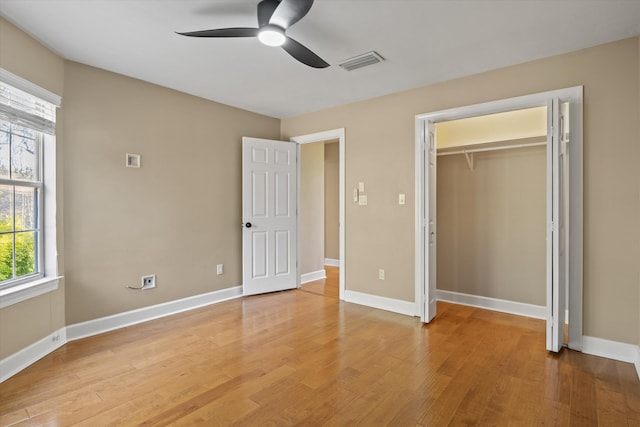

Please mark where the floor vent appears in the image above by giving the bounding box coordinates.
[338,51,385,71]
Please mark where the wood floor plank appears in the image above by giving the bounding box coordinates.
[1,271,639,426]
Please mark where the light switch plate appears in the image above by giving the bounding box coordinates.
[358,195,368,206]
[353,188,359,202]
[399,193,405,205]
[358,182,365,192]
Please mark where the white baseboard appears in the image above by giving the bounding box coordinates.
[0,327,66,383]
[636,348,640,381]
[582,336,639,365]
[300,269,326,285]
[436,289,546,320]
[1,286,243,383]
[344,290,416,316]
[324,258,340,267]
[67,286,243,341]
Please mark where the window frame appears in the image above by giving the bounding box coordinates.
[0,126,45,289]
[0,69,61,309]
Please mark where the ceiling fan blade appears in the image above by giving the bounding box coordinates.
[257,0,280,27]
[269,0,314,29]
[176,28,259,38]
[282,37,329,68]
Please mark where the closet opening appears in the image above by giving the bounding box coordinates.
[437,107,549,327]
[415,88,583,353]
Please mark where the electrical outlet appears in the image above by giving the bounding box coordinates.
[141,274,156,290]
[378,269,385,280]
[217,264,224,275]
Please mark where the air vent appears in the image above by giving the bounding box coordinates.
[338,51,385,71]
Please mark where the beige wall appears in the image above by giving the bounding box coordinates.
[0,18,64,96]
[324,142,339,261]
[300,143,325,274]
[63,62,279,324]
[437,146,546,305]
[282,37,640,345]
[0,18,66,359]
[1,11,639,362]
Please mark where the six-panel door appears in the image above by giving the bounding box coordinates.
[242,137,298,296]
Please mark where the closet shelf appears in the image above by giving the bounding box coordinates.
[437,136,546,171]
[437,135,546,157]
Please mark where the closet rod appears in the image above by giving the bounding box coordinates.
[437,141,546,157]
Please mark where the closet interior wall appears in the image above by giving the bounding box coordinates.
[436,142,547,306]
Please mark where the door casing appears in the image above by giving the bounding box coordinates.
[414,87,583,351]
[290,128,346,300]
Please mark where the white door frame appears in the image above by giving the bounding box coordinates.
[290,128,346,300]
[414,87,583,351]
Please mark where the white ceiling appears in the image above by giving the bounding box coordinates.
[1,0,639,118]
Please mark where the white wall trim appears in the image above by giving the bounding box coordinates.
[582,336,639,366]
[300,269,327,285]
[635,347,640,381]
[0,67,62,106]
[436,290,547,320]
[0,328,66,383]
[67,286,242,341]
[344,290,416,316]
[1,286,243,383]
[415,86,584,351]
[324,258,340,267]
[0,276,61,309]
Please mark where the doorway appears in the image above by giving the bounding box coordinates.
[291,129,346,300]
[415,88,583,352]
[298,140,339,289]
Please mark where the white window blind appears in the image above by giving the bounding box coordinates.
[0,69,60,135]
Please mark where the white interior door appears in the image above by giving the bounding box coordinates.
[424,122,437,322]
[242,137,298,296]
[546,98,566,352]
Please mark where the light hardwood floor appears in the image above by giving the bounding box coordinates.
[1,269,639,426]
[300,266,340,299]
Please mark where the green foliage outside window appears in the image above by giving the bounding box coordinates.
[0,218,35,282]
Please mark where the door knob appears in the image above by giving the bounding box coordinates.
[243,222,252,228]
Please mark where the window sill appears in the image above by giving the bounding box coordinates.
[0,276,62,309]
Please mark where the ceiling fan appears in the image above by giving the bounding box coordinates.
[177,0,329,69]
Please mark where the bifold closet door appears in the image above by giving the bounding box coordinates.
[546,98,567,352]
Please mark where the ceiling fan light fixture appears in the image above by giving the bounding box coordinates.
[258,25,286,47]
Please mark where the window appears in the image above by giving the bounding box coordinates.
[0,69,61,307]
[0,121,43,286]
